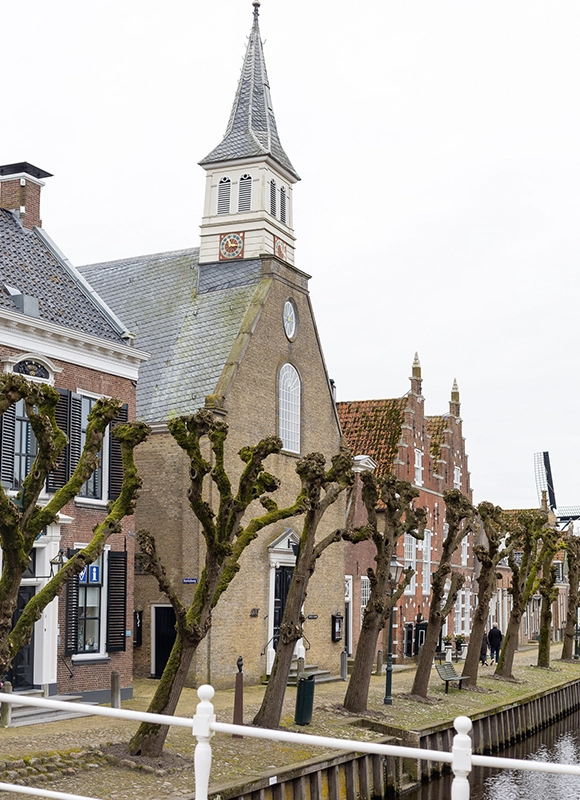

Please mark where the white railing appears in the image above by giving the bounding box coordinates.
[3,686,580,800]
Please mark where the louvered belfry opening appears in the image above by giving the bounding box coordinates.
[270,178,277,216]
[238,174,252,211]
[217,176,231,214]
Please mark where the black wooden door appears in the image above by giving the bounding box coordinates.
[154,606,176,678]
[7,585,35,689]
[273,566,293,651]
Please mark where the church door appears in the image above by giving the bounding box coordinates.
[6,585,35,689]
[153,606,176,678]
[273,566,293,651]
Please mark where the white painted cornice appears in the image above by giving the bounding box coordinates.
[0,308,149,380]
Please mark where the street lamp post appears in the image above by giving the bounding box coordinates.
[384,556,404,706]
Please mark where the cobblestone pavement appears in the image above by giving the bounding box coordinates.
[0,644,574,800]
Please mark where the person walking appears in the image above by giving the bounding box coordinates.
[488,623,503,664]
[480,631,489,666]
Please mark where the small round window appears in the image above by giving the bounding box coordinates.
[283,299,297,340]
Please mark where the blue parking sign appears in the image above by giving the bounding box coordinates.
[89,565,100,584]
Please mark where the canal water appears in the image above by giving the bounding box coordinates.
[402,707,580,800]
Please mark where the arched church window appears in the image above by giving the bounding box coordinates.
[280,186,287,224]
[217,177,231,215]
[238,174,252,212]
[278,363,300,453]
[270,179,277,217]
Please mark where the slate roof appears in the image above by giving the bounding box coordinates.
[199,5,300,182]
[337,398,407,477]
[0,208,127,343]
[79,250,269,423]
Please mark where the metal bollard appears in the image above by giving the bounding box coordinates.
[376,649,383,675]
[0,681,12,728]
[341,649,348,681]
[233,656,243,738]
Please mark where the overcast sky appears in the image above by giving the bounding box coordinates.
[3,1,580,510]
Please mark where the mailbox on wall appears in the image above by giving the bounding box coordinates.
[331,612,343,642]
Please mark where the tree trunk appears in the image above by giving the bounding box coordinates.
[410,612,442,697]
[562,607,577,660]
[343,607,384,713]
[128,632,197,756]
[561,544,580,660]
[494,610,521,678]
[252,570,306,729]
[462,606,486,687]
[538,592,553,668]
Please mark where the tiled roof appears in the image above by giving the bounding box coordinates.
[79,250,268,423]
[337,398,407,476]
[0,209,127,343]
[198,7,299,181]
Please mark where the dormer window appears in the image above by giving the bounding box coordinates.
[217,177,231,215]
[270,179,277,217]
[280,186,287,224]
[238,174,252,212]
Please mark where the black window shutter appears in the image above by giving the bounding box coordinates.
[69,393,83,474]
[0,403,16,488]
[47,389,71,493]
[65,574,80,655]
[108,404,128,500]
[106,550,127,652]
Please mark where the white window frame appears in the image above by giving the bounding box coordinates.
[75,389,110,508]
[414,449,424,486]
[360,575,370,628]
[404,533,417,594]
[278,363,300,453]
[71,544,111,663]
[422,529,431,595]
[454,466,462,490]
[461,535,469,567]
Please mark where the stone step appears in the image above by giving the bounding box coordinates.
[7,693,96,727]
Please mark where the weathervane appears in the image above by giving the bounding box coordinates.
[253,0,260,19]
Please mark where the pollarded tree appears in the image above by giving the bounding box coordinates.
[494,510,549,679]
[128,410,308,757]
[411,490,476,698]
[462,502,511,687]
[561,534,580,660]
[537,525,563,669]
[0,373,149,677]
[252,450,356,730]
[343,472,425,713]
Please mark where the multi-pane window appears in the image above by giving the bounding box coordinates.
[454,588,471,635]
[280,186,287,224]
[404,534,416,594]
[360,575,370,627]
[13,399,37,490]
[454,466,462,490]
[422,529,431,595]
[217,176,231,214]
[414,449,423,486]
[77,555,103,653]
[238,174,252,212]
[278,363,300,453]
[78,396,103,499]
[461,536,469,566]
[270,179,277,216]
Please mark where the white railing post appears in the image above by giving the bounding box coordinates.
[451,715,472,800]
[192,685,216,800]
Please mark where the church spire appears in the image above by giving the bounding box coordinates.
[199,2,300,182]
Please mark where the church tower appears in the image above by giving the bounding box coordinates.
[198,1,300,265]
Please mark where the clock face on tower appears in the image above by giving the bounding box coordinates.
[219,232,245,260]
[274,236,287,261]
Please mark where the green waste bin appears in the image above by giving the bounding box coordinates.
[294,675,315,725]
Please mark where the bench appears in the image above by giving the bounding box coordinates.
[435,663,470,693]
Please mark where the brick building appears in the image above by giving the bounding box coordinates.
[80,3,346,688]
[0,162,148,700]
[338,354,474,662]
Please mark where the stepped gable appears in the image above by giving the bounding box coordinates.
[337,397,407,476]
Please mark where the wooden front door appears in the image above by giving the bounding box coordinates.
[6,585,35,689]
[273,566,293,651]
[153,606,176,678]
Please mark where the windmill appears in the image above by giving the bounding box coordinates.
[534,451,580,529]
